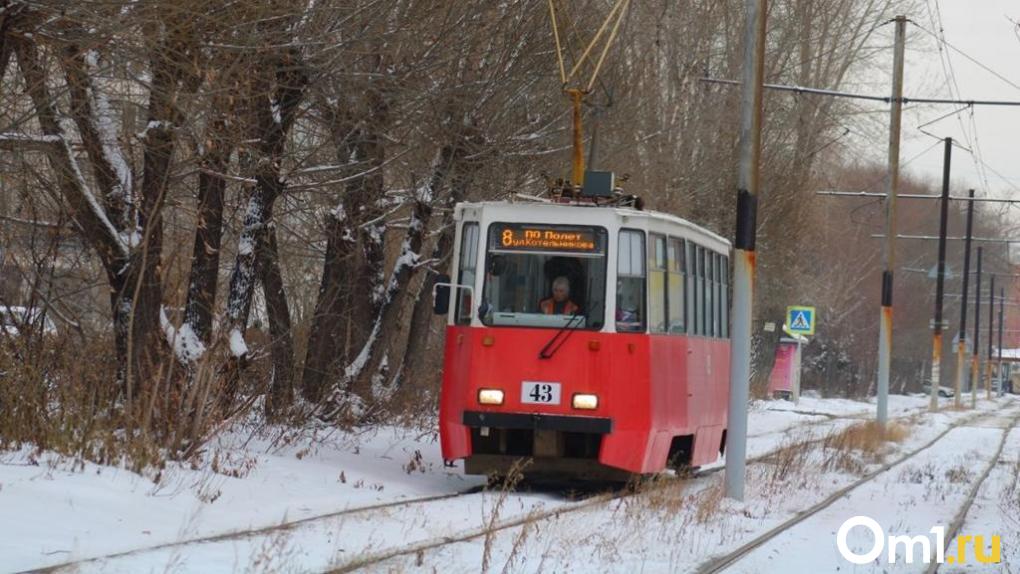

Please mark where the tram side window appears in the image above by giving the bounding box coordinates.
[711,253,718,337]
[617,230,646,332]
[721,254,730,338]
[717,253,727,337]
[686,241,696,335]
[456,222,479,324]
[667,238,685,334]
[707,251,715,337]
[649,234,668,333]
[697,246,707,336]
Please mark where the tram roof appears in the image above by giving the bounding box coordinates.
[457,200,731,252]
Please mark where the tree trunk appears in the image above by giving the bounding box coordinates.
[301,209,358,402]
[12,36,176,394]
[259,226,294,417]
[0,9,14,86]
[301,95,388,404]
[398,233,448,391]
[218,48,306,416]
[300,173,385,402]
[184,104,233,344]
[122,33,183,397]
[346,196,432,404]
[399,132,477,388]
[223,49,306,346]
[347,141,465,405]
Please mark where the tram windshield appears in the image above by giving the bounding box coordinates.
[480,223,607,330]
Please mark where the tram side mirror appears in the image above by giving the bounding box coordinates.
[433,274,451,315]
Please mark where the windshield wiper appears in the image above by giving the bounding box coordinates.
[538,311,584,359]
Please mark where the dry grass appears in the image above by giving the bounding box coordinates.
[245,526,299,574]
[498,516,536,574]
[0,331,260,476]
[999,458,1020,553]
[480,459,528,572]
[737,430,820,499]
[944,463,974,484]
[636,475,687,513]
[820,420,909,474]
[829,420,910,453]
[898,461,937,484]
[693,482,725,524]
[766,435,814,481]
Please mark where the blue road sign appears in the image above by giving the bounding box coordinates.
[786,306,816,336]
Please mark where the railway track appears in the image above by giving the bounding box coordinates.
[32,403,953,573]
[693,404,1020,574]
[746,402,929,441]
[927,415,1019,573]
[29,485,487,574]
[325,406,941,573]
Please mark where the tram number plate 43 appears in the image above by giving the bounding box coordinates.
[521,381,561,405]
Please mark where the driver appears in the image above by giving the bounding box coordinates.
[540,276,580,315]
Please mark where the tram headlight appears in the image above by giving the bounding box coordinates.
[477,389,505,405]
[572,393,599,410]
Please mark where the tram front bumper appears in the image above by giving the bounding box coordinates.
[461,411,620,479]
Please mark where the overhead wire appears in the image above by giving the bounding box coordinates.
[912,18,1020,94]
[915,3,1020,198]
[922,1,988,192]
[846,138,945,225]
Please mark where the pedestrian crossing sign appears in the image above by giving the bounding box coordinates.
[786,306,816,336]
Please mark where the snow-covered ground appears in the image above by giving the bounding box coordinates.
[1,393,1013,573]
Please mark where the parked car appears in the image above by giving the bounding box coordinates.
[0,305,57,338]
[921,382,955,398]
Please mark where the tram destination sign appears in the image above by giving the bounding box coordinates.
[495,224,600,253]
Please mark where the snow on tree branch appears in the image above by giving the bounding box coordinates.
[1,131,131,260]
[83,51,135,222]
[160,307,207,364]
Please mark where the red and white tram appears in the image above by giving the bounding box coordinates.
[435,198,731,480]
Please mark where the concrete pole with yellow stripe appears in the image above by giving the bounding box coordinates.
[877,16,907,426]
[725,0,766,501]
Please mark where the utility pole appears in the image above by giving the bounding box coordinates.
[998,286,1005,395]
[930,137,951,411]
[877,15,907,427]
[972,246,982,408]
[955,189,976,407]
[725,0,765,502]
[988,274,996,399]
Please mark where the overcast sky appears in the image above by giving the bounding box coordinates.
[876,0,1020,198]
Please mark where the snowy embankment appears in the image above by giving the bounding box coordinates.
[0,393,995,573]
[379,396,1014,573]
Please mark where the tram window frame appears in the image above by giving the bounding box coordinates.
[698,246,707,336]
[710,252,717,338]
[721,254,730,338]
[649,234,668,333]
[480,222,608,330]
[616,229,647,333]
[667,237,685,334]
[686,241,696,335]
[455,222,479,325]
[718,254,726,338]
[707,251,716,337]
